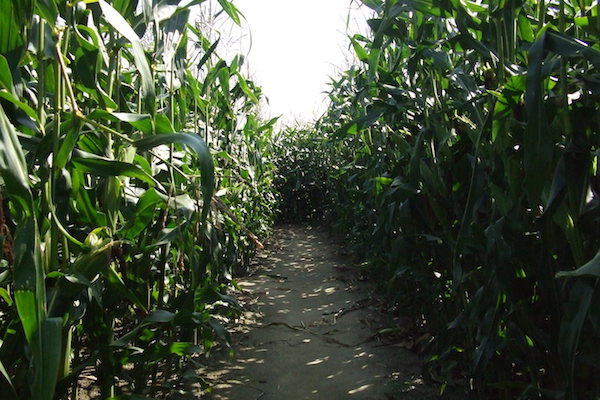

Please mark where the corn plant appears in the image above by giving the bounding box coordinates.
[276,0,600,398]
[0,0,276,398]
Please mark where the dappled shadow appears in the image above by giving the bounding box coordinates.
[201,225,437,400]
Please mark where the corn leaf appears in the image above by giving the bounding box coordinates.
[216,0,242,25]
[0,105,33,214]
[524,30,552,201]
[133,133,215,218]
[72,154,156,186]
[99,0,155,102]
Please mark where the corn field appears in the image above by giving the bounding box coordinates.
[0,0,277,398]
[1,0,600,399]
[275,0,600,398]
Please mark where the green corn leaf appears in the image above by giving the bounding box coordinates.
[216,0,242,25]
[72,171,107,227]
[154,113,175,134]
[144,310,176,323]
[88,110,154,134]
[545,30,600,69]
[258,117,278,133]
[99,0,155,102]
[524,30,552,202]
[56,117,82,169]
[518,13,535,42]
[0,103,59,395]
[0,287,11,306]
[360,0,384,11]
[218,66,231,101]
[111,323,147,348]
[133,133,215,218]
[556,248,600,278]
[0,105,33,215]
[69,241,147,313]
[160,193,196,218]
[0,0,24,58]
[0,91,38,121]
[13,219,55,400]
[350,35,369,63]
[32,317,63,400]
[423,48,451,70]
[70,240,115,280]
[235,72,259,104]
[334,108,385,137]
[152,2,179,23]
[94,83,119,111]
[208,318,231,347]
[196,37,220,70]
[7,222,40,346]
[112,112,153,134]
[368,44,381,81]
[0,54,13,91]
[201,59,226,95]
[406,0,448,16]
[367,2,399,81]
[195,285,240,309]
[147,224,185,248]
[541,157,566,220]
[72,153,156,186]
[34,0,59,29]
[106,264,148,313]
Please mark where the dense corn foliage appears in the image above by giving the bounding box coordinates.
[276,0,600,398]
[4,0,600,398]
[0,0,277,398]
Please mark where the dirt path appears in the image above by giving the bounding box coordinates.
[202,224,438,399]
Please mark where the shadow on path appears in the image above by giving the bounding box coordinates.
[202,224,438,400]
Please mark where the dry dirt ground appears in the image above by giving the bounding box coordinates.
[199,224,440,400]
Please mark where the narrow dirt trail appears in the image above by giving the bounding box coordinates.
[203,225,437,399]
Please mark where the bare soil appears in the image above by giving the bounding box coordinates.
[199,224,440,400]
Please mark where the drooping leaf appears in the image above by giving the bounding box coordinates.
[0,54,14,91]
[0,0,25,62]
[208,318,231,347]
[235,72,259,104]
[144,310,176,323]
[0,91,38,121]
[216,0,242,25]
[133,133,215,218]
[111,112,153,134]
[350,35,369,63]
[72,153,156,186]
[0,105,33,215]
[123,188,163,240]
[557,248,600,278]
[99,0,155,103]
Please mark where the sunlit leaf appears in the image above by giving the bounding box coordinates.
[99,0,155,102]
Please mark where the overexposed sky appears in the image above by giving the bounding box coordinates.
[229,0,371,124]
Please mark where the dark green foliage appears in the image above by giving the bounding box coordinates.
[276,0,600,398]
[273,128,332,222]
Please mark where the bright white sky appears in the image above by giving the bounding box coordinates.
[227,0,372,124]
